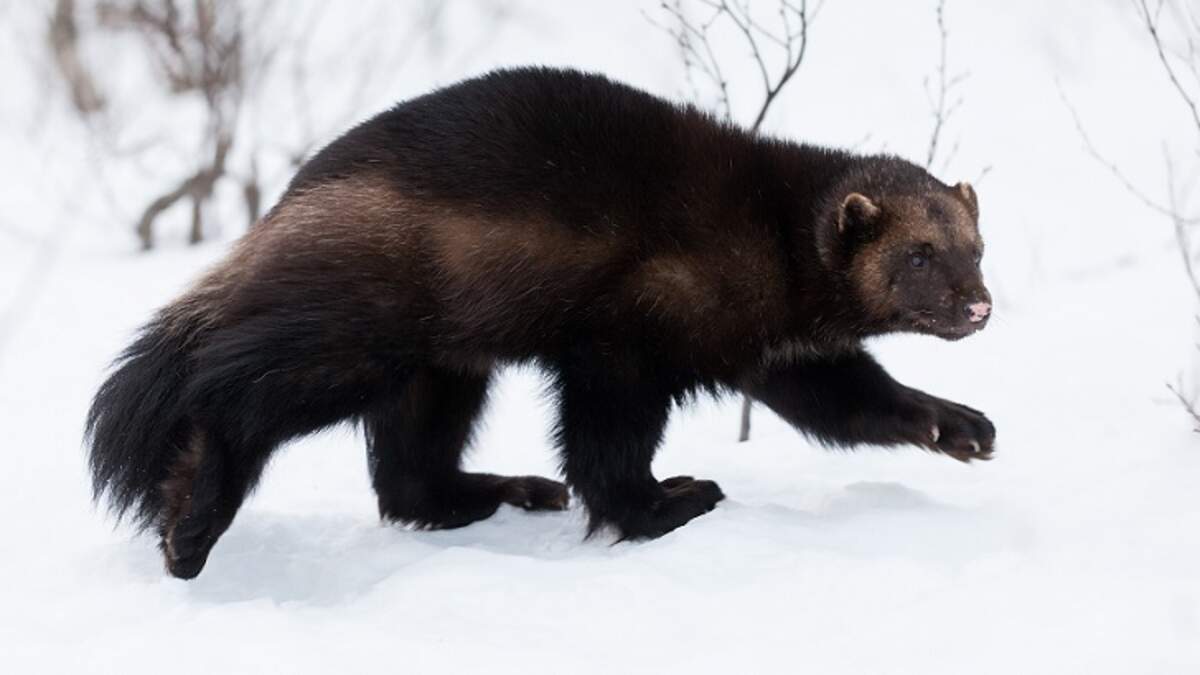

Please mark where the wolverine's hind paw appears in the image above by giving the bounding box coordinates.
[160,515,220,580]
[498,475,570,511]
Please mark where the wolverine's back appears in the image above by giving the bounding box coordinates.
[289,67,732,233]
[241,67,790,370]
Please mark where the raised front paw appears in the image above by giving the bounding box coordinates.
[910,394,995,462]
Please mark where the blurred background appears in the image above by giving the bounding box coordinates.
[2,1,1199,673]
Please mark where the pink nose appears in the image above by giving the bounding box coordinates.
[965,301,991,323]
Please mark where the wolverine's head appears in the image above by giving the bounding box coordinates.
[820,176,991,340]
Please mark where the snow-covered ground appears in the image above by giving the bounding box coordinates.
[2,1,1198,673]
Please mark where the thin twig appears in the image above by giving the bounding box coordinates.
[925,0,948,168]
[1164,145,1200,298]
[738,394,753,443]
[649,0,733,120]
[1058,81,1200,224]
[650,0,815,133]
[1137,0,1200,136]
[924,0,968,172]
[1167,380,1200,430]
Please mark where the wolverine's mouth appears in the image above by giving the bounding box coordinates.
[906,310,986,341]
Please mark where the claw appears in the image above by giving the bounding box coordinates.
[930,425,940,443]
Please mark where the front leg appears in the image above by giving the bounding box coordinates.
[743,349,994,462]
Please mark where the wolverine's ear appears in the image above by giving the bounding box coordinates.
[818,192,881,269]
[837,193,881,234]
[954,181,978,218]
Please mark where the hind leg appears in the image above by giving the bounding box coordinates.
[157,427,269,579]
[555,355,725,540]
[364,367,568,528]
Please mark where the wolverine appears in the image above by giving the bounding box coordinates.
[87,67,995,579]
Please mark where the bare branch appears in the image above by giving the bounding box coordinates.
[48,0,105,116]
[650,0,816,133]
[746,0,812,134]
[738,395,753,442]
[1114,0,1200,430]
[712,0,775,109]
[1164,145,1200,298]
[924,0,969,171]
[1058,81,1200,225]
[648,0,733,120]
[1167,380,1200,431]
[242,157,262,228]
[82,0,249,248]
[134,132,231,250]
[1136,0,1200,136]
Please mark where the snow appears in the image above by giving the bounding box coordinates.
[2,1,1199,673]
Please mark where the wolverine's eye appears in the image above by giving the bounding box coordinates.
[909,252,928,269]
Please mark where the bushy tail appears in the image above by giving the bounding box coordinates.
[85,314,199,529]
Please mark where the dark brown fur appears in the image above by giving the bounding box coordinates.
[86,67,995,579]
